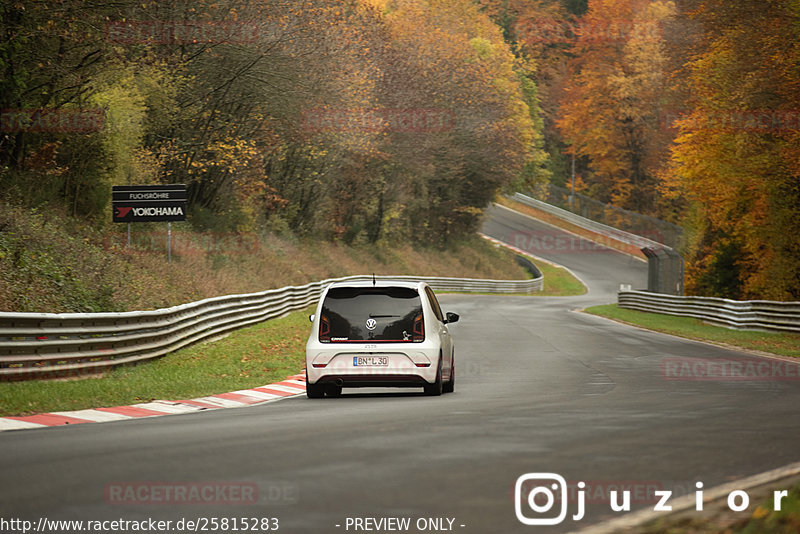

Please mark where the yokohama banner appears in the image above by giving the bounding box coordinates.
[112,185,187,223]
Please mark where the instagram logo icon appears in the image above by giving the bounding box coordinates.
[515,473,584,525]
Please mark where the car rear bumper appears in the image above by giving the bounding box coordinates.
[305,345,439,385]
[315,374,429,388]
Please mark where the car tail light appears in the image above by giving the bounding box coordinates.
[415,363,431,368]
[312,363,328,368]
[319,314,331,342]
[412,314,424,342]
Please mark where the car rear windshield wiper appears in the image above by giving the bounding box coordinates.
[368,314,401,318]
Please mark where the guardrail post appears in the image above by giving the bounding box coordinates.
[642,247,660,293]
[641,246,684,296]
[665,248,685,296]
[655,248,671,294]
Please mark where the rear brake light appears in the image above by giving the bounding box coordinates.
[319,314,331,341]
[415,363,431,368]
[412,314,424,341]
[312,363,327,368]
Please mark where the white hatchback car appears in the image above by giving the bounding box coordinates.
[305,280,459,398]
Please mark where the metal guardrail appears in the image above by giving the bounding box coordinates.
[618,290,800,334]
[0,274,543,380]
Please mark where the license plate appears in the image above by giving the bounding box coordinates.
[353,356,388,367]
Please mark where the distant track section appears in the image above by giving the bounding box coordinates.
[509,193,668,251]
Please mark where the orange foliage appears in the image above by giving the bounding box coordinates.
[665,0,800,299]
[555,0,676,212]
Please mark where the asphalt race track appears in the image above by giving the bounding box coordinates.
[2,204,800,533]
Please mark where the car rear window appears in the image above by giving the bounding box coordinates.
[319,286,424,343]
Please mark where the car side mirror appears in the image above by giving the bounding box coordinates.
[309,314,315,323]
[445,312,459,324]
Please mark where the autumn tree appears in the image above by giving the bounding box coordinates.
[555,0,677,212]
[266,0,542,243]
[477,0,592,189]
[662,0,800,300]
[2,0,544,246]
[366,0,537,240]
[0,0,128,215]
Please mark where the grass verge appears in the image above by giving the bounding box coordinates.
[584,304,800,358]
[534,258,587,297]
[0,308,311,417]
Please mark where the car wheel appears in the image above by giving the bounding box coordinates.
[325,384,343,397]
[443,355,455,394]
[424,357,443,396]
[306,377,325,399]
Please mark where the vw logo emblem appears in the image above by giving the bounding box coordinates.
[365,318,377,331]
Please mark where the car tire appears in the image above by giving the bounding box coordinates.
[443,355,455,394]
[325,384,343,397]
[424,358,443,396]
[306,377,325,399]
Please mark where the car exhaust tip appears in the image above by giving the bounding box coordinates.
[334,378,344,387]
